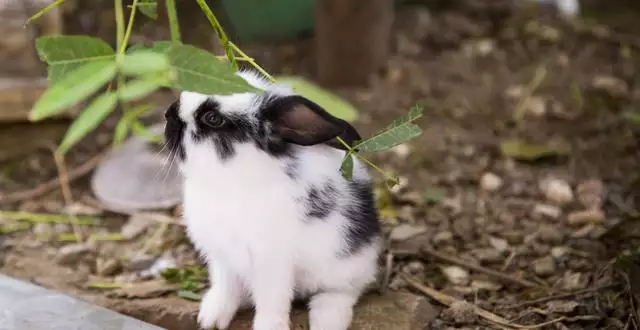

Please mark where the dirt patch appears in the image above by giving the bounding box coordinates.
[2,1,640,329]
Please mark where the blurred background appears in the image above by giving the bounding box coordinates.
[2,0,640,329]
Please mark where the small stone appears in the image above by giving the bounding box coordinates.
[502,230,524,244]
[540,178,573,205]
[403,261,425,275]
[32,223,53,238]
[97,258,121,276]
[479,172,503,192]
[561,272,588,290]
[56,243,92,266]
[63,202,101,215]
[567,209,605,226]
[441,301,477,324]
[471,280,502,291]
[432,231,453,246]
[121,212,167,240]
[576,179,605,209]
[592,75,628,97]
[532,256,556,277]
[532,203,562,220]
[441,266,470,286]
[140,257,177,278]
[389,224,428,242]
[550,246,569,259]
[523,96,546,117]
[546,300,579,313]
[488,236,510,253]
[538,225,564,244]
[472,248,502,263]
[127,254,157,271]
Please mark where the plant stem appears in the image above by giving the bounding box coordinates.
[335,137,397,183]
[0,211,97,225]
[165,0,181,44]
[26,0,67,25]
[229,42,274,81]
[120,0,140,55]
[115,0,125,54]
[195,0,237,69]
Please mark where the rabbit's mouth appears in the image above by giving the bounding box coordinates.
[164,100,186,162]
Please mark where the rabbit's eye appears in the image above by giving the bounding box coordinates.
[201,112,225,128]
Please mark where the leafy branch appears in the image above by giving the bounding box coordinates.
[26,0,423,185]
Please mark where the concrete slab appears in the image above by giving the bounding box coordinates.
[0,274,164,330]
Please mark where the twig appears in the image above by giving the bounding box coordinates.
[52,149,84,241]
[25,0,67,25]
[402,273,566,330]
[421,245,549,290]
[379,251,393,294]
[0,152,105,205]
[500,284,619,309]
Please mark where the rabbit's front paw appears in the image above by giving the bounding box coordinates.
[197,287,240,330]
[252,314,290,330]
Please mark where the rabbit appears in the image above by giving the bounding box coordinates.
[532,0,580,17]
[163,69,382,330]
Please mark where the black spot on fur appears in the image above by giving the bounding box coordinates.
[164,100,186,161]
[340,180,381,256]
[305,182,338,219]
[191,99,253,161]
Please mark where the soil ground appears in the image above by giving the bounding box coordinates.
[2,1,640,329]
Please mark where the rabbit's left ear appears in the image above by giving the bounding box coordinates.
[264,95,361,147]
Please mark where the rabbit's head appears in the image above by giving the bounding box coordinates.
[164,71,360,168]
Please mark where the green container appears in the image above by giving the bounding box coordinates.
[213,0,315,44]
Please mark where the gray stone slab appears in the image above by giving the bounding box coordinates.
[0,274,164,330]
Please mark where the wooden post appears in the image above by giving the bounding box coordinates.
[315,0,393,87]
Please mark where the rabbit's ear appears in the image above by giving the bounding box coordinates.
[265,95,361,147]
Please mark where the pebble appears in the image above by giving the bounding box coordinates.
[540,178,573,205]
[432,231,453,246]
[538,225,564,244]
[126,254,157,271]
[56,243,93,266]
[96,258,121,276]
[441,301,477,324]
[140,257,177,278]
[441,266,470,286]
[532,256,557,277]
[567,209,605,226]
[121,213,159,240]
[480,172,503,192]
[551,246,570,259]
[576,179,605,209]
[523,96,547,117]
[32,223,53,237]
[488,236,510,253]
[402,261,425,275]
[472,248,502,263]
[389,224,428,241]
[532,203,562,220]
[471,280,502,291]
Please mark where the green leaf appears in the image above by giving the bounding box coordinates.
[166,44,258,95]
[35,35,116,85]
[131,120,163,143]
[31,60,117,121]
[276,76,358,122]
[354,104,423,153]
[137,0,157,19]
[176,290,202,301]
[339,152,354,180]
[128,41,173,55]
[58,92,118,154]
[500,140,568,161]
[119,77,166,102]
[113,119,131,146]
[378,103,424,134]
[121,51,171,76]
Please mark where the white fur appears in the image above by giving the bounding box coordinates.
[177,71,381,330]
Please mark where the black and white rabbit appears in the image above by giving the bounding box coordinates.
[164,70,382,330]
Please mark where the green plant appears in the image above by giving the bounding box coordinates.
[27,0,423,186]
